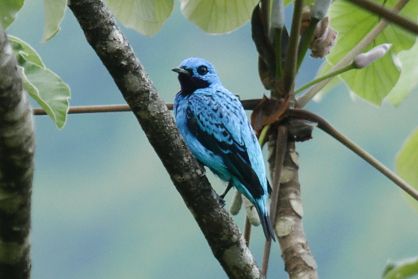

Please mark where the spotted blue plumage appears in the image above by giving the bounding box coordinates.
[173,57,275,241]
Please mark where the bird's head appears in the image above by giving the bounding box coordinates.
[172,57,221,95]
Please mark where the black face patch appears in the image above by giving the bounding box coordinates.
[178,73,210,95]
[197,65,208,75]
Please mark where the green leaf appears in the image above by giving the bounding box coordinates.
[386,42,418,106]
[180,0,259,34]
[323,0,418,105]
[23,62,70,128]
[9,36,70,128]
[284,0,314,6]
[43,0,67,42]
[383,257,418,279]
[0,0,24,28]
[341,49,399,104]
[395,128,418,210]
[105,0,174,36]
[9,35,44,67]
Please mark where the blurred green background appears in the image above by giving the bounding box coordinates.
[8,1,418,278]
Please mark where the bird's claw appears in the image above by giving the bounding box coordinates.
[218,195,226,207]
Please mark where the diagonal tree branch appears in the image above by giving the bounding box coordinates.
[0,28,35,279]
[288,109,418,200]
[345,0,418,35]
[67,0,261,278]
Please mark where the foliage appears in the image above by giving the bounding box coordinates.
[0,0,24,28]
[43,0,67,42]
[383,257,418,279]
[10,36,70,128]
[396,128,418,210]
[3,1,70,128]
[321,0,418,105]
[105,0,174,36]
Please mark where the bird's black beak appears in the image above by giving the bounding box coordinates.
[172,67,191,76]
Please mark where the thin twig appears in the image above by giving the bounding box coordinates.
[32,102,418,201]
[296,0,409,107]
[261,126,288,277]
[288,109,418,201]
[346,0,418,35]
[283,0,304,93]
[32,99,263,115]
[244,217,252,246]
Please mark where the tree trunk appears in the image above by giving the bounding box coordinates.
[0,28,35,279]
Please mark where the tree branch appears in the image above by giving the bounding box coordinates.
[32,103,418,200]
[0,28,34,279]
[288,109,418,201]
[268,134,318,278]
[32,99,262,115]
[345,0,418,35]
[67,1,261,278]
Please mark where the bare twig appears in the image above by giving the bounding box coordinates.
[32,99,262,115]
[244,217,252,246]
[68,1,262,278]
[288,109,418,201]
[0,28,34,279]
[346,0,418,35]
[32,102,418,200]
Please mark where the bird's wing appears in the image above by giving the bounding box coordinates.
[187,91,265,199]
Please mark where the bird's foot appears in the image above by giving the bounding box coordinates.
[218,196,226,207]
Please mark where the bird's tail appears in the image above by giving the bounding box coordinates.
[254,200,276,241]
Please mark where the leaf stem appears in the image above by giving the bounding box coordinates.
[283,0,304,93]
[294,63,354,94]
[259,124,271,146]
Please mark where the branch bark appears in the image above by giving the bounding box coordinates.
[67,1,261,278]
[0,28,34,279]
[268,135,318,279]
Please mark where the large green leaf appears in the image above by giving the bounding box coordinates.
[180,0,259,33]
[395,128,418,210]
[383,257,418,279]
[323,0,418,105]
[9,35,44,67]
[106,0,174,36]
[9,36,70,128]
[0,0,24,28]
[43,0,67,42]
[23,63,70,128]
[386,42,418,106]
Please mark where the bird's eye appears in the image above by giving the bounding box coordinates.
[197,65,208,75]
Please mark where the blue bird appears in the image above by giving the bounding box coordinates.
[173,57,275,241]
